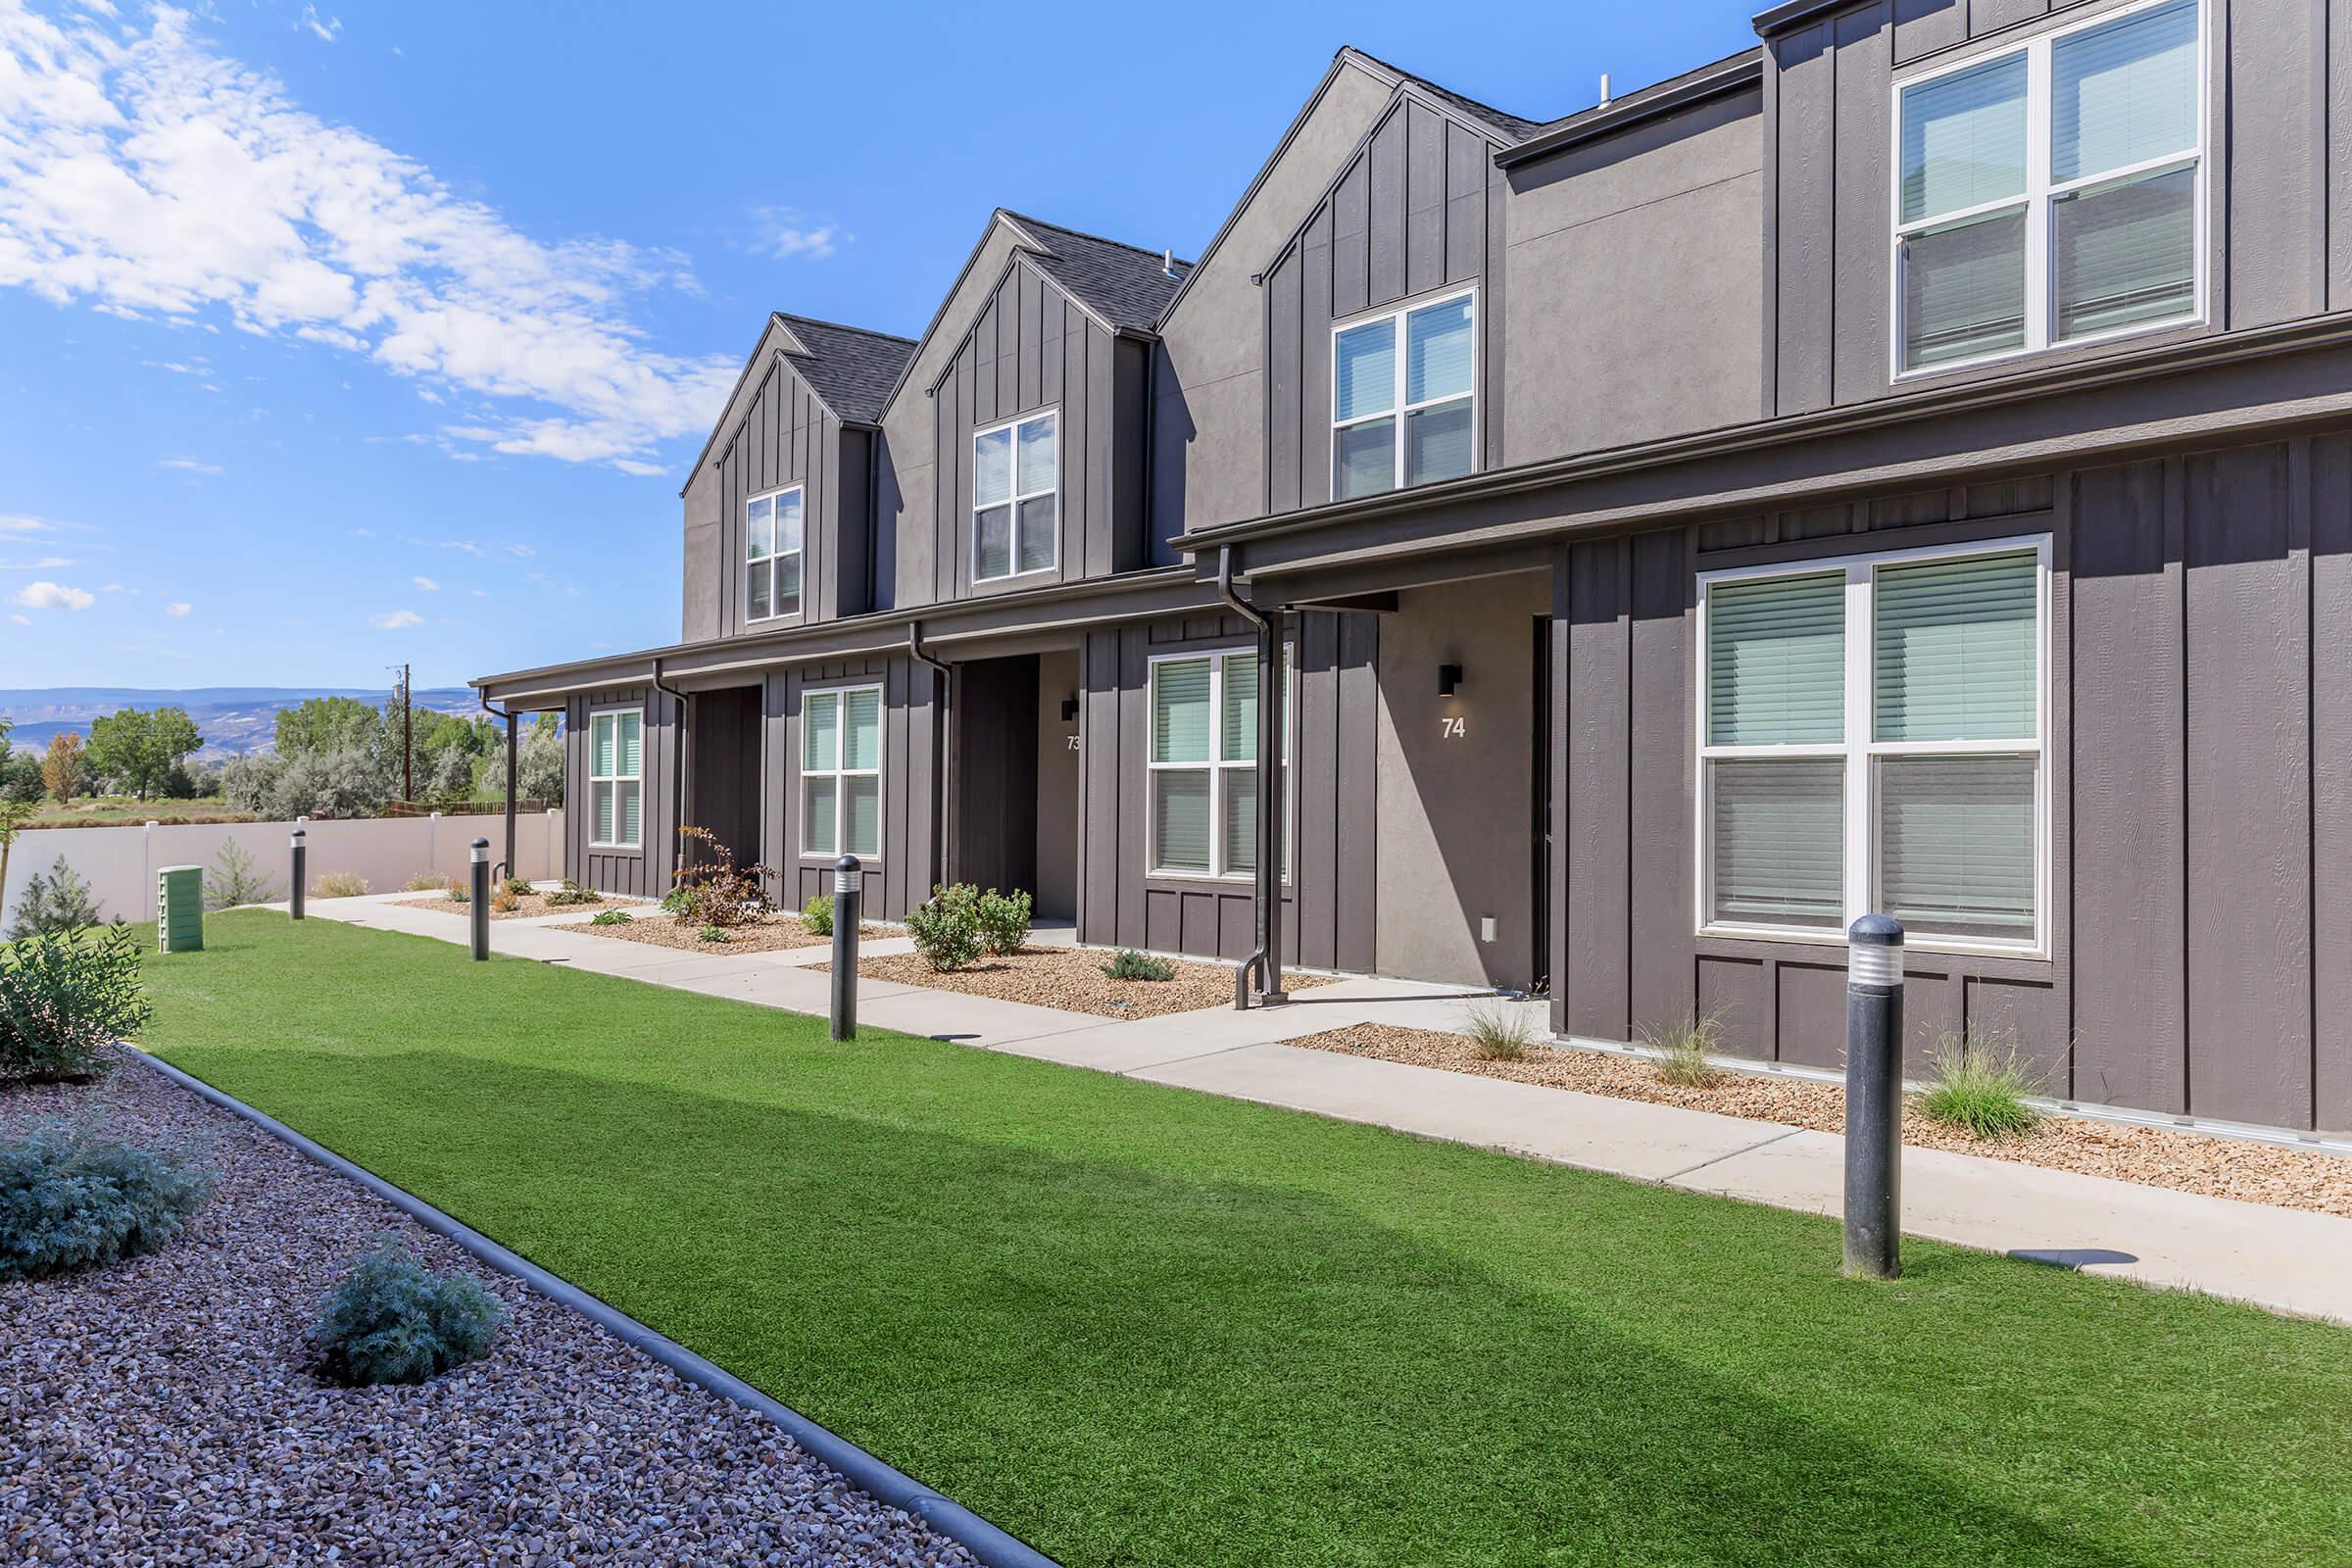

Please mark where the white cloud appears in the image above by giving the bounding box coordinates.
[0,555,74,569]
[297,5,340,44]
[12,580,96,610]
[749,207,841,262]
[368,608,422,629]
[158,456,222,474]
[0,514,59,534]
[0,6,736,472]
[411,573,437,590]
[164,599,190,616]
[8,612,28,626]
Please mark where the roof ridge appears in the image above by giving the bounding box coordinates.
[999,209,1194,270]
[1340,44,1545,138]
[773,312,918,347]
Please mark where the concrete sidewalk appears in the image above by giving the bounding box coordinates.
[295,893,2352,1326]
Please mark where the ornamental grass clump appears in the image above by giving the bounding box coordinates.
[1101,949,1176,982]
[310,1240,502,1387]
[906,884,984,972]
[1463,999,1534,1061]
[1643,1008,1729,1089]
[975,889,1033,956]
[800,894,835,936]
[0,1120,214,1282]
[1917,1030,2045,1140]
[0,926,152,1084]
[312,871,369,899]
[401,871,447,893]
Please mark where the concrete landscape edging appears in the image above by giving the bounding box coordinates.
[130,1049,1064,1568]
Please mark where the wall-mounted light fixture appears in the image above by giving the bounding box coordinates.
[1438,662,1463,698]
[1060,695,1080,723]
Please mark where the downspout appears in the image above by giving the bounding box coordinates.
[907,620,954,889]
[1216,546,1286,1010]
[476,690,518,883]
[652,656,690,894]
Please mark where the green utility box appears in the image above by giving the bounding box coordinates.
[157,863,204,954]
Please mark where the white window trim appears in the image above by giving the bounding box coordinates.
[1145,647,1295,885]
[745,484,805,625]
[587,706,644,852]
[799,681,884,862]
[971,409,1059,585]
[1330,284,1479,499]
[1887,0,2208,382]
[1691,534,2053,958]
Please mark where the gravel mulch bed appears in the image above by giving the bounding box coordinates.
[1291,1023,2352,1218]
[821,947,1332,1020]
[0,1052,978,1568]
[392,889,633,922]
[569,911,893,954]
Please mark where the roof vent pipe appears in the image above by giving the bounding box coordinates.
[1162,248,1175,278]
[1598,73,1612,108]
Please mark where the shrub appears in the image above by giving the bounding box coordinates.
[446,882,469,905]
[1101,949,1176,982]
[206,841,284,910]
[1643,1008,1729,1089]
[589,908,632,926]
[488,888,520,914]
[660,886,695,915]
[1463,999,1535,1061]
[540,882,600,907]
[974,888,1033,956]
[666,827,773,928]
[309,1240,502,1387]
[312,871,369,899]
[696,924,731,944]
[1917,1030,2044,1139]
[0,927,151,1084]
[401,871,448,893]
[906,884,984,972]
[6,856,107,939]
[800,894,834,937]
[0,1120,214,1281]
[501,876,531,899]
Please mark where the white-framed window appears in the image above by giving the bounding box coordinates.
[587,709,644,850]
[1695,536,2050,956]
[1892,0,2203,376]
[745,486,805,621]
[1147,648,1292,882]
[1332,287,1477,501]
[802,684,882,860]
[973,411,1057,582]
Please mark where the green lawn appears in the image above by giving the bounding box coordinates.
[130,912,2348,1567]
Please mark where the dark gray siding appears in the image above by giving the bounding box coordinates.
[1261,95,1507,514]
[924,259,1148,604]
[563,685,680,901]
[707,356,868,635]
[1761,0,2351,415]
[760,655,943,922]
[1548,428,2347,1131]
[1076,609,1380,971]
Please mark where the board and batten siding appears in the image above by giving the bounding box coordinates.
[1076,609,1380,971]
[1261,94,1507,515]
[760,654,943,922]
[707,354,870,636]
[1548,429,2349,1132]
[563,686,679,901]
[924,258,1150,605]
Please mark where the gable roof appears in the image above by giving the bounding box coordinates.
[999,212,1193,332]
[1497,48,1764,168]
[1339,46,1544,144]
[775,314,916,425]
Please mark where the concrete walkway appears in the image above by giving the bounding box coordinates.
[293,892,2352,1326]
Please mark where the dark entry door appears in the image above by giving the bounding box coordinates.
[952,654,1040,898]
[689,686,763,872]
[1530,615,1553,996]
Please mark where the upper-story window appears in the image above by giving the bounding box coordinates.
[1894,0,2202,375]
[973,411,1057,582]
[746,486,804,621]
[1333,289,1476,501]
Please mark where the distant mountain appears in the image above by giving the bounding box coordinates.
[0,686,484,761]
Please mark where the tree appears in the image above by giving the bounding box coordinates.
[0,796,36,923]
[40,733,87,804]
[86,707,203,801]
[275,696,381,759]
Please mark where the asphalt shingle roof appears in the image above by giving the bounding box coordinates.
[1001,213,1194,333]
[775,314,916,425]
[1345,48,1545,144]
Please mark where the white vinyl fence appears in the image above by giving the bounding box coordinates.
[0,809,564,932]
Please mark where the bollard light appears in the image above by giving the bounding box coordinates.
[829,854,861,1042]
[289,827,307,921]
[1842,913,1905,1281]
[468,837,491,961]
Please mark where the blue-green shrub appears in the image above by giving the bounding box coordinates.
[0,1121,215,1281]
[310,1241,503,1386]
[906,884,984,972]
[974,888,1033,956]
[0,926,151,1084]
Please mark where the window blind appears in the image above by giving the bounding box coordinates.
[804,692,839,769]
[804,776,836,856]
[591,715,615,779]
[1900,54,2028,222]
[746,495,773,560]
[618,779,642,847]
[2055,166,2194,339]
[1152,770,1210,874]
[1221,654,1257,763]
[1406,298,1473,403]
[1710,760,1844,928]
[1879,754,2036,940]
[1406,403,1474,485]
[1335,320,1395,421]
[1017,417,1055,492]
[1902,210,2028,368]
[845,777,880,859]
[1707,571,1845,745]
[616,713,640,777]
[1874,550,2036,741]
[2053,0,2197,181]
[974,427,1011,506]
[1152,659,1211,763]
[843,689,881,771]
[1223,769,1257,875]
[593,782,615,847]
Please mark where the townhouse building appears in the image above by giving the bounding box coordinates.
[477,0,2352,1133]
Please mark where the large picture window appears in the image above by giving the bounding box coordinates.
[973,411,1057,582]
[1147,650,1290,881]
[1893,0,2201,374]
[746,486,804,621]
[1698,539,2048,954]
[588,709,643,850]
[803,685,881,859]
[1333,289,1476,501]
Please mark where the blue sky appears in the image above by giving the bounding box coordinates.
[0,0,1754,691]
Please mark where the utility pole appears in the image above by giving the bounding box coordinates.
[395,663,414,804]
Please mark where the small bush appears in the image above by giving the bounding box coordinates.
[400,871,447,893]
[589,908,632,926]
[660,886,694,915]
[6,856,107,939]
[1917,1031,2044,1140]
[1461,999,1535,1060]
[906,884,984,972]
[502,876,531,899]
[540,884,600,907]
[667,826,773,929]
[0,927,152,1084]
[309,1240,502,1387]
[0,1121,214,1282]
[1101,949,1176,982]
[1644,1008,1729,1089]
[312,871,369,899]
[446,882,469,905]
[206,842,284,910]
[974,888,1033,956]
[696,924,731,944]
[800,894,834,936]
[488,888,520,914]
